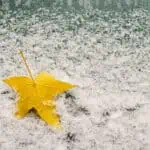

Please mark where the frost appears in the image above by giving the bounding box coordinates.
[0,6,150,150]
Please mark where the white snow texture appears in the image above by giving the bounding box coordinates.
[0,8,150,150]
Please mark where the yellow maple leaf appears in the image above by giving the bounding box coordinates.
[3,50,76,128]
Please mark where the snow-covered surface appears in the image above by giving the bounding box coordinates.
[0,8,150,150]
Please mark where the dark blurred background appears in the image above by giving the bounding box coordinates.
[0,0,150,11]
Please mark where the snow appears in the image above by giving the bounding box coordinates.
[0,8,150,150]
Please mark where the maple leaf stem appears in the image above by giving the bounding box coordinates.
[19,50,35,83]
